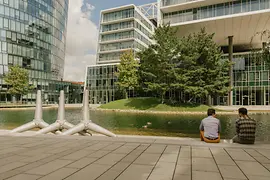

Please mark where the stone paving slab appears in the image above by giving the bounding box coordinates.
[0,133,270,180]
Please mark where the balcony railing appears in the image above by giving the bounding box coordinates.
[161,0,198,7]
[101,35,134,42]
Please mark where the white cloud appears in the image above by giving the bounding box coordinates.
[64,0,98,81]
[64,54,96,81]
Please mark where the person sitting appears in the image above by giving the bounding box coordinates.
[199,109,221,143]
[232,108,256,144]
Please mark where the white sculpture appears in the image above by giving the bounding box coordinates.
[61,89,116,137]
[10,90,49,133]
[35,90,90,136]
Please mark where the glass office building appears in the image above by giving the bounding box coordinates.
[86,1,270,106]
[162,0,270,24]
[97,4,155,65]
[85,4,156,104]
[159,0,270,106]
[0,0,71,103]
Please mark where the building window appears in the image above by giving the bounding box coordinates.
[255,72,260,81]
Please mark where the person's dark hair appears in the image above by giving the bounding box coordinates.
[238,107,248,115]
[207,109,216,116]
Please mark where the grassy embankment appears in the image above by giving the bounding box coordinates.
[99,97,222,112]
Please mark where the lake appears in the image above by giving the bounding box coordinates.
[0,109,269,142]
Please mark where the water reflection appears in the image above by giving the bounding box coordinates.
[0,109,269,142]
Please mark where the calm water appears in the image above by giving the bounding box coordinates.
[0,109,269,142]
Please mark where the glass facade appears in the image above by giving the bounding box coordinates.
[0,79,83,104]
[101,31,134,42]
[103,8,134,23]
[99,52,130,62]
[100,41,146,52]
[86,65,118,104]
[163,0,270,24]
[0,0,71,103]
[232,53,270,106]
[101,30,152,45]
[98,6,154,64]
[86,64,137,104]
[102,8,153,31]
[102,21,134,32]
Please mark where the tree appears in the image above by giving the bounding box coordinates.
[138,24,181,103]
[250,29,270,67]
[4,66,33,103]
[115,50,139,99]
[138,26,231,105]
[177,28,231,104]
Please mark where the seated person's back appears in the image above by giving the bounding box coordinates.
[233,108,256,144]
[200,109,221,142]
[201,116,220,139]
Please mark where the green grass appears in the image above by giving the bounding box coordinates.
[99,97,216,112]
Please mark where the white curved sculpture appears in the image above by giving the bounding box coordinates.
[35,90,90,136]
[61,90,116,137]
[10,90,49,133]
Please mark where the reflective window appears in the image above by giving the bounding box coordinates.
[0,1,70,103]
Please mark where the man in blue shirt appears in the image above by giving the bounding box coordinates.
[200,109,221,143]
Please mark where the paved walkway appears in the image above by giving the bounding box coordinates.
[0,133,270,180]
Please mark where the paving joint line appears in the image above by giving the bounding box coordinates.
[93,143,149,180]
[190,146,193,180]
[62,142,129,180]
[172,145,181,180]
[223,148,250,180]
[243,149,270,173]
[253,149,270,160]
[33,141,117,180]
[108,143,152,180]
[209,147,224,180]
[145,145,168,180]
[2,141,103,180]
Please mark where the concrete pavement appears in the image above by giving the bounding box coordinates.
[0,132,269,180]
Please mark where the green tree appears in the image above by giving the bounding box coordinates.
[250,29,270,67]
[139,26,231,105]
[115,50,139,99]
[176,28,231,104]
[4,66,33,103]
[138,24,181,103]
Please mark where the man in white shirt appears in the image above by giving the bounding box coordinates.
[200,109,221,143]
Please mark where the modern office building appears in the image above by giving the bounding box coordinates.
[85,4,156,104]
[97,4,155,64]
[159,0,270,106]
[0,0,74,104]
[86,0,270,106]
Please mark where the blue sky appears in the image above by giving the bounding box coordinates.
[89,0,156,25]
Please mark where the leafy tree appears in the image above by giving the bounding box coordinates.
[250,29,270,67]
[139,25,231,105]
[4,66,33,103]
[115,50,139,99]
[177,28,231,104]
[138,24,181,103]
